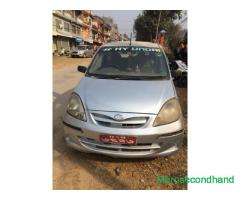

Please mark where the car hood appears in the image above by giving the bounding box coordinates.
[75,77,176,114]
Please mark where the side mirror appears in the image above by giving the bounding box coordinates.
[77,65,87,73]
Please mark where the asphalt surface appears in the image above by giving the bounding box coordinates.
[53,56,187,190]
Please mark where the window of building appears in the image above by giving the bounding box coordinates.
[72,25,76,34]
[76,27,82,35]
[76,27,80,35]
[64,22,70,32]
[56,19,62,29]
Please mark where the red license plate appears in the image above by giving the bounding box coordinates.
[99,135,136,145]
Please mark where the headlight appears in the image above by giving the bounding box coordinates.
[153,98,181,126]
[67,93,86,121]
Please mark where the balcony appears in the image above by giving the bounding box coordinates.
[52,25,83,39]
[53,10,78,24]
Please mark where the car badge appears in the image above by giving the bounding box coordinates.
[113,114,124,121]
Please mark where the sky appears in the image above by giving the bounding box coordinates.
[93,10,142,38]
[174,10,188,30]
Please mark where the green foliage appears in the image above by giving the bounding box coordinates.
[134,10,184,51]
[166,23,183,51]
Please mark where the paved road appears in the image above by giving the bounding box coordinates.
[52,56,187,190]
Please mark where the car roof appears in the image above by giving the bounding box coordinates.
[102,41,162,49]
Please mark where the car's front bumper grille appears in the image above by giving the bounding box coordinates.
[90,112,148,128]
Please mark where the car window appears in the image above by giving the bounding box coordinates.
[87,46,169,79]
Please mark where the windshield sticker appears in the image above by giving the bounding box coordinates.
[103,47,161,52]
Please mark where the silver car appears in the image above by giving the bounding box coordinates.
[71,45,94,58]
[63,41,184,158]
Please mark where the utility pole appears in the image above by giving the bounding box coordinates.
[130,32,132,46]
[155,11,162,42]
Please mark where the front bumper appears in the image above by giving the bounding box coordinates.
[63,112,184,158]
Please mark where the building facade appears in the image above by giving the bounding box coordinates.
[78,10,93,44]
[52,10,93,53]
[92,15,104,46]
[103,23,111,43]
[52,10,123,54]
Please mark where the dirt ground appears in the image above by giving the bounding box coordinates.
[53,56,188,190]
[53,56,91,70]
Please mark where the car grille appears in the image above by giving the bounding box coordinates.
[78,136,161,154]
[90,112,148,128]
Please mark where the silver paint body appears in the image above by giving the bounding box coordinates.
[63,41,184,158]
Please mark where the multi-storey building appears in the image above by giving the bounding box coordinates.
[102,16,120,42]
[52,10,93,53]
[92,15,104,46]
[52,10,122,54]
[103,23,111,43]
[77,10,93,44]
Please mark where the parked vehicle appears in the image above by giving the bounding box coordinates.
[70,45,94,58]
[169,60,188,86]
[63,41,184,158]
[64,49,71,56]
[58,48,71,56]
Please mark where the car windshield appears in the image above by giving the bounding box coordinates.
[78,46,87,50]
[87,46,169,80]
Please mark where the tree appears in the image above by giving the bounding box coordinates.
[134,10,183,50]
[165,23,183,51]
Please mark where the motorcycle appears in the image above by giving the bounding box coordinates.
[169,59,188,86]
